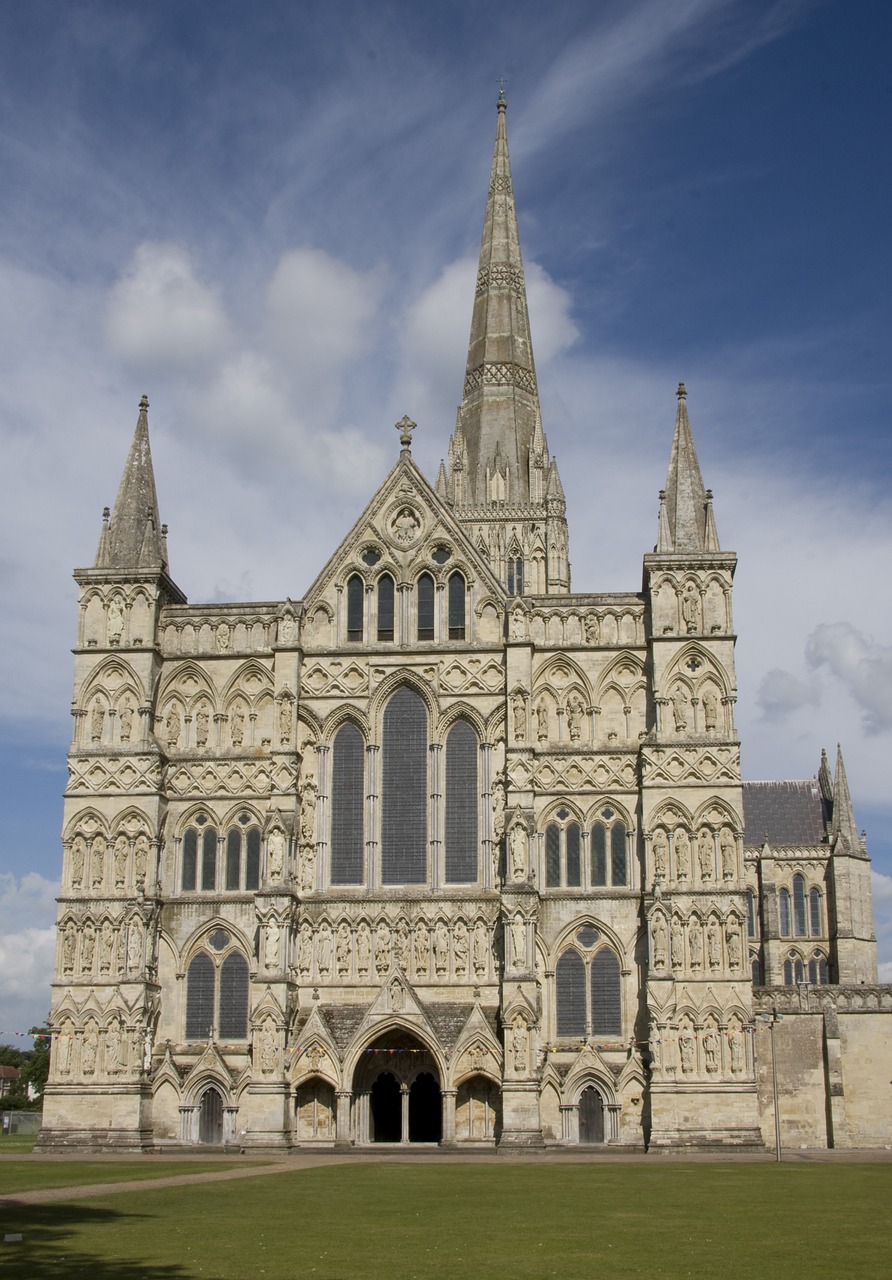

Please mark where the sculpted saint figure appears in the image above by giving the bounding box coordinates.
[511,1018,527,1074]
[729,1030,744,1073]
[512,693,526,741]
[511,915,525,969]
[703,1030,719,1072]
[106,596,124,644]
[336,923,351,973]
[57,1024,72,1073]
[727,924,742,970]
[393,506,420,545]
[375,921,391,974]
[298,924,313,975]
[702,689,719,732]
[491,780,506,842]
[584,613,599,644]
[698,830,713,880]
[91,837,106,888]
[395,923,410,971]
[567,694,584,742]
[681,586,700,632]
[82,1026,98,1075]
[536,700,549,742]
[134,834,149,885]
[670,685,689,732]
[674,829,690,878]
[453,920,469,974]
[720,829,736,879]
[510,607,526,641]
[300,849,315,894]
[473,920,488,974]
[105,1020,122,1073]
[91,699,104,742]
[215,622,231,652]
[280,614,295,645]
[688,921,702,968]
[279,700,292,746]
[99,924,114,971]
[62,925,76,971]
[230,704,245,747]
[679,1032,695,1073]
[260,1022,277,1073]
[300,779,318,844]
[71,836,86,887]
[165,705,181,749]
[316,924,332,976]
[357,924,371,974]
[194,706,209,747]
[652,829,668,880]
[114,836,128,888]
[509,825,527,881]
[670,919,683,970]
[267,830,286,882]
[707,920,721,968]
[266,922,280,970]
[127,920,142,972]
[652,915,667,968]
[119,696,133,743]
[413,923,428,975]
[434,921,449,973]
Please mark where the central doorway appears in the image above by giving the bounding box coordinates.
[371,1072,402,1142]
[198,1086,223,1144]
[355,1029,442,1144]
[409,1072,442,1142]
[579,1085,605,1144]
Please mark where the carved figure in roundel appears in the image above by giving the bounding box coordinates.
[70,836,86,888]
[567,693,584,742]
[720,828,736,879]
[536,700,549,742]
[356,923,371,975]
[119,696,133,743]
[434,921,449,973]
[230,703,245,748]
[106,596,124,645]
[702,689,719,732]
[674,829,690,879]
[698,830,713,880]
[165,705,181,749]
[391,505,421,546]
[652,829,668,880]
[453,920,469,974]
[511,1017,527,1074]
[260,1020,277,1073]
[194,704,209,748]
[509,824,527,881]
[670,685,689,732]
[473,920,488,974]
[703,1029,719,1073]
[512,693,526,742]
[681,585,700,632]
[413,922,428,975]
[336,923,351,974]
[113,835,128,888]
[584,613,599,644]
[679,1030,695,1073]
[91,699,104,742]
[652,914,668,969]
[267,829,286,882]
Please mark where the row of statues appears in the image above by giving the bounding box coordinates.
[88,696,136,744]
[295,916,493,980]
[651,826,737,881]
[650,912,744,974]
[656,1023,747,1076]
[61,917,145,977]
[667,684,721,733]
[53,1015,152,1078]
[69,832,151,891]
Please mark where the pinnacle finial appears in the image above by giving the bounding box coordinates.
[677,382,686,400]
[139,394,149,412]
[497,77,508,109]
[395,415,416,453]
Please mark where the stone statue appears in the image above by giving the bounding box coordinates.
[536,699,549,742]
[453,920,469,974]
[567,694,584,742]
[707,920,721,968]
[395,923,410,971]
[279,699,292,746]
[584,613,599,644]
[511,1018,527,1074]
[652,829,668,880]
[267,829,286,882]
[674,829,690,878]
[119,696,133,743]
[134,835,149,885]
[114,836,128,888]
[698,830,713,880]
[230,704,245,747]
[260,1021,276,1073]
[62,924,76,971]
[336,923,351,974]
[105,1019,122,1073]
[434,921,449,973]
[266,922,280,970]
[702,689,719,732]
[165,705,181,749]
[298,924,313,975]
[71,836,86,888]
[57,1024,72,1074]
[473,920,488,974]
[91,837,106,888]
[375,921,391,975]
[82,1025,98,1075]
[356,924,371,974]
[392,506,420,545]
[509,824,527,881]
[195,706,209,747]
[299,778,318,844]
[720,828,736,879]
[688,921,702,968]
[670,685,689,732]
[81,925,95,973]
[652,914,667,968]
[317,923,332,975]
[91,699,104,742]
[215,622,231,653]
[679,1031,694,1073]
[280,614,295,645]
[99,923,115,971]
[512,693,526,741]
[729,1030,744,1073]
[703,1030,719,1072]
[510,607,526,641]
[670,919,683,970]
[412,922,428,975]
[491,780,506,842]
[106,596,124,644]
[727,924,742,970]
[511,915,525,968]
[681,586,700,632]
[300,848,315,894]
[127,920,142,972]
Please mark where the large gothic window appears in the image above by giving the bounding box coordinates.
[444,720,478,883]
[555,950,586,1036]
[448,572,466,640]
[545,817,582,888]
[555,943,622,1039]
[591,950,622,1036]
[181,817,218,892]
[331,722,365,885]
[381,687,428,884]
[793,874,807,936]
[185,943,249,1041]
[347,574,364,643]
[185,951,214,1038]
[377,574,395,642]
[417,572,435,641]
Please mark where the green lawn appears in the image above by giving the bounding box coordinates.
[0,1133,36,1154]
[0,1158,268,1195]
[0,1162,888,1279]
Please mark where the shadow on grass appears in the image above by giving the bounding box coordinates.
[0,1202,193,1279]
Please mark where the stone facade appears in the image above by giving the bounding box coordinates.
[39,96,890,1152]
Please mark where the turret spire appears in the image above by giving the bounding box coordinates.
[97,395,167,571]
[831,744,861,852]
[659,383,719,554]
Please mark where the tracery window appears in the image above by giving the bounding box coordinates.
[793,874,807,936]
[590,811,628,887]
[185,938,249,1040]
[377,574,395,642]
[182,814,259,892]
[181,816,218,892]
[448,572,466,640]
[224,814,261,891]
[783,954,805,985]
[346,574,364,643]
[545,813,582,888]
[555,935,622,1039]
[330,722,365,886]
[381,687,428,884]
[417,572,435,641]
[808,952,829,984]
[444,720,478,883]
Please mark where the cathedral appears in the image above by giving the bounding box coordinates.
[40,96,892,1152]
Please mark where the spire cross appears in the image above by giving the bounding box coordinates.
[497,77,508,108]
[395,415,417,453]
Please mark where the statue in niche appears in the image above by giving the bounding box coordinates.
[395,923,410,972]
[670,685,689,732]
[91,837,106,888]
[99,923,114,972]
[681,585,700,632]
[57,1023,73,1074]
[412,922,428,975]
[703,1029,719,1072]
[280,614,295,645]
[113,836,128,888]
[317,924,332,976]
[720,829,736,879]
[116,929,127,975]
[107,596,124,645]
[279,699,293,746]
[267,829,286,882]
[511,1017,527,1074]
[652,829,668,880]
[390,979,404,1012]
[679,1031,695,1073]
[165,705,181,749]
[127,919,142,972]
[194,706,209,748]
[491,779,506,842]
[298,924,313,976]
[698,830,713,880]
[71,836,86,888]
[434,921,449,973]
[726,923,742,970]
[536,699,549,742]
[392,506,420,546]
[80,926,94,972]
[688,921,702,968]
[265,922,280,971]
[105,1019,122,1073]
[356,924,371,975]
[336,923,351,974]
[215,622,231,652]
[299,778,318,844]
[584,613,599,644]
[511,915,525,969]
[670,919,683,970]
[473,920,488,974]
[299,848,315,894]
[512,692,526,741]
[62,924,76,972]
[119,696,133,744]
[729,1029,744,1073]
[652,915,668,968]
[374,922,391,974]
[230,704,245,748]
[567,694,584,742]
[134,835,149,886]
[707,920,721,968]
[702,689,719,732]
[510,607,526,641]
[91,699,104,742]
[82,1025,98,1075]
[674,829,690,879]
[453,921,469,974]
[260,1021,277,1073]
[509,824,527,881]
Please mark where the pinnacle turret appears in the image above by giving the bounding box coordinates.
[658,383,719,554]
[96,395,167,571]
[831,744,861,852]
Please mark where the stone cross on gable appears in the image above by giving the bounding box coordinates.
[395,415,417,452]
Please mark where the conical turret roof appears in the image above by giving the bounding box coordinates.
[659,383,718,553]
[98,396,167,571]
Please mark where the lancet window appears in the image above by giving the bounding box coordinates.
[417,572,435,641]
[377,574,395,641]
[185,938,249,1040]
[448,572,466,640]
[346,574,364,643]
[181,814,260,892]
[590,811,628,887]
[555,936,622,1039]
[507,556,523,597]
[545,814,582,888]
[381,687,428,884]
[330,722,365,885]
[444,720,478,883]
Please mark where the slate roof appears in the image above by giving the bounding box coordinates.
[742,781,829,847]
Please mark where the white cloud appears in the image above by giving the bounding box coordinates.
[806,623,892,736]
[0,874,58,1040]
[756,668,821,722]
[105,241,233,376]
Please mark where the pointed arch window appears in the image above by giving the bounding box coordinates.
[779,888,791,937]
[377,574,395,642]
[219,952,249,1038]
[507,557,523,597]
[331,722,365,886]
[555,945,622,1040]
[347,574,364,643]
[746,889,758,939]
[545,816,582,888]
[783,954,805,985]
[185,952,215,1040]
[448,572,466,640]
[793,874,807,936]
[591,811,628,888]
[444,720,478,883]
[809,887,823,936]
[751,952,763,985]
[185,945,249,1041]
[417,572,435,641]
[555,950,586,1036]
[808,953,829,984]
[224,816,261,891]
[381,687,428,884]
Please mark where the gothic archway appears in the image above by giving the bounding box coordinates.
[409,1072,442,1142]
[198,1086,223,1144]
[352,1028,441,1144]
[578,1085,605,1144]
[371,1073,401,1142]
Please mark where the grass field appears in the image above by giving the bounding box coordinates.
[0,1158,269,1195]
[1,1161,889,1279]
[0,1134,37,1154]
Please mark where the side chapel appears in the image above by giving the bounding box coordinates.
[40,95,892,1151]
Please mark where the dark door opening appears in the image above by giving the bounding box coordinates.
[371,1072,402,1142]
[198,1086,223,1144]
[579,1086,605,1144]
[409,1071,442,1142]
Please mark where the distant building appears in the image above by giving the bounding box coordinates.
[0,1065,21,1099]
[39,96,891,1151]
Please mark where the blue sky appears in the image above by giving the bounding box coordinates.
[1,0,891,1039]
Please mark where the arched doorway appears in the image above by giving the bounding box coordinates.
[198,1086,223,1144]
[409,1072,442,1142]
[578,1085,605,1144]
[455,1075,500,1142]
[295,1077,336,1142]
[371,1072,401,1142]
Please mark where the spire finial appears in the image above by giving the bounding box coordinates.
[677,381,686,400]
[139,394,149,413]
[395,415,416,454]
[497,76,508,109]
